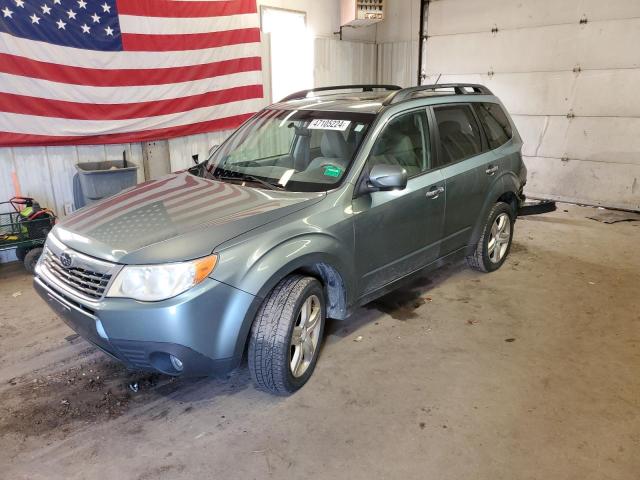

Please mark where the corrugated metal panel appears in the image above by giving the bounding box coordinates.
[0,143,145,219]
[314,38,377,87]
[377,40,419,87]
[168,130,235,173]
[424,0,640,210]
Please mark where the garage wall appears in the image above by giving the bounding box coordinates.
[423,0,640,211]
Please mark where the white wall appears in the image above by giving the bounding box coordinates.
[424,0,640,210]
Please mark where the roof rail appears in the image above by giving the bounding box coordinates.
[279,84,402,103]
[383,83,493,105]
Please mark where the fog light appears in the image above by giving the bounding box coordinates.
[170,355,183,372]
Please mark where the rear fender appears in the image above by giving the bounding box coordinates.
[466,172,521,255]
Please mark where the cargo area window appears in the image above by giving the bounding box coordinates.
[474,103,513,150]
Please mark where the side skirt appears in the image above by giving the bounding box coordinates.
[354,246,468,308]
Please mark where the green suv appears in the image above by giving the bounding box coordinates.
[35,84,526,395]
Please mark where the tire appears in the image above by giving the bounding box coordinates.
[248,275,326,396]
[15,246,29,262]
[467,202,514,273]
[23,247,43,274]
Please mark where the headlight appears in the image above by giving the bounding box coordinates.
[107,255,218,302]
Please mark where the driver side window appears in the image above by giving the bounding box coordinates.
[369,110,430,177]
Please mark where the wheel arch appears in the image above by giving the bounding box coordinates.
[466,173,522,255]
[224,238,354,367]
[252,253,351,321]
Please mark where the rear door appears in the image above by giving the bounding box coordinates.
[431,103,495,255]
[353,109,445,298]
[473,101,517,178]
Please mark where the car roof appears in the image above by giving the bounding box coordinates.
[270,91,391,114]
[269,84,497,115]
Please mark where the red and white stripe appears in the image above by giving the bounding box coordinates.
[0,0,265,147]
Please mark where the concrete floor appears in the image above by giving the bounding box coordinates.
[0,204,638,480]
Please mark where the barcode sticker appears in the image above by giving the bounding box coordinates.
[308,119,351,131]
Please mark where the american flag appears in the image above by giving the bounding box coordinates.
[0,0,264,146]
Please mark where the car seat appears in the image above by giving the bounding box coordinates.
[438,120,479,163]
[306,131,354,171]
[370,131,421,176]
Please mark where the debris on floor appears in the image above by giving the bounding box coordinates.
[64,333,80,343]
[518,199,557,216]
[587,209,640,224]
[0,358,176,439]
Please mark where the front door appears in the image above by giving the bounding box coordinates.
[353,109,446,298]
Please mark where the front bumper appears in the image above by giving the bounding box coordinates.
[34,273,259,377]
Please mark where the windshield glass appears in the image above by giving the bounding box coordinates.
[194,109,375,192]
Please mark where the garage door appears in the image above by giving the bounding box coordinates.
[423,0,640,211]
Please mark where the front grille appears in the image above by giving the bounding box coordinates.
[42,248,113,300]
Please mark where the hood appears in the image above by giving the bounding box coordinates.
[54,171,324,264]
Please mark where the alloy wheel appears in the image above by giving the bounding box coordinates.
[290,295,322,378]
[488,213,511,263]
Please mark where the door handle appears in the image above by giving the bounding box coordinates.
[425,186,445,199]
[486,165,499,175]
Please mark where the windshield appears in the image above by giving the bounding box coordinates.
[193,109,375,192]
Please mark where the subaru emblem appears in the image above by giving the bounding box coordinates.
[59,252,73,268]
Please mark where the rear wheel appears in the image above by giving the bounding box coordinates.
[23,247,43,274]
[467,202,514,272]
[248,275,325,395]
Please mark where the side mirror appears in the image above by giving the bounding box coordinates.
[368,164,408,191]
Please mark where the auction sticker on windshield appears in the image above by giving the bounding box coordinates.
[308,119,351,131]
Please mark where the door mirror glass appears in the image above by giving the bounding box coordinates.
[368,164,408,191]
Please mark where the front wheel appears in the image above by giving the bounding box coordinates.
[248,275,325,396]
[15,246,29,262]
[467,202,514,272]
[23,247,43,274]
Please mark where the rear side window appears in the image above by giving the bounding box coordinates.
[474,102,512,149]
[434,105,483,166]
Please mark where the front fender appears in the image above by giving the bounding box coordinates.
[211,232,355,363]
[214,232,355,301]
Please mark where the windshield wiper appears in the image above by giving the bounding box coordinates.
[215,173,285,191]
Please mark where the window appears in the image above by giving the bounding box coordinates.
[202,109,374,192]
[434,105,483,166]
[474,103,512,150]
[369,110,430,177]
